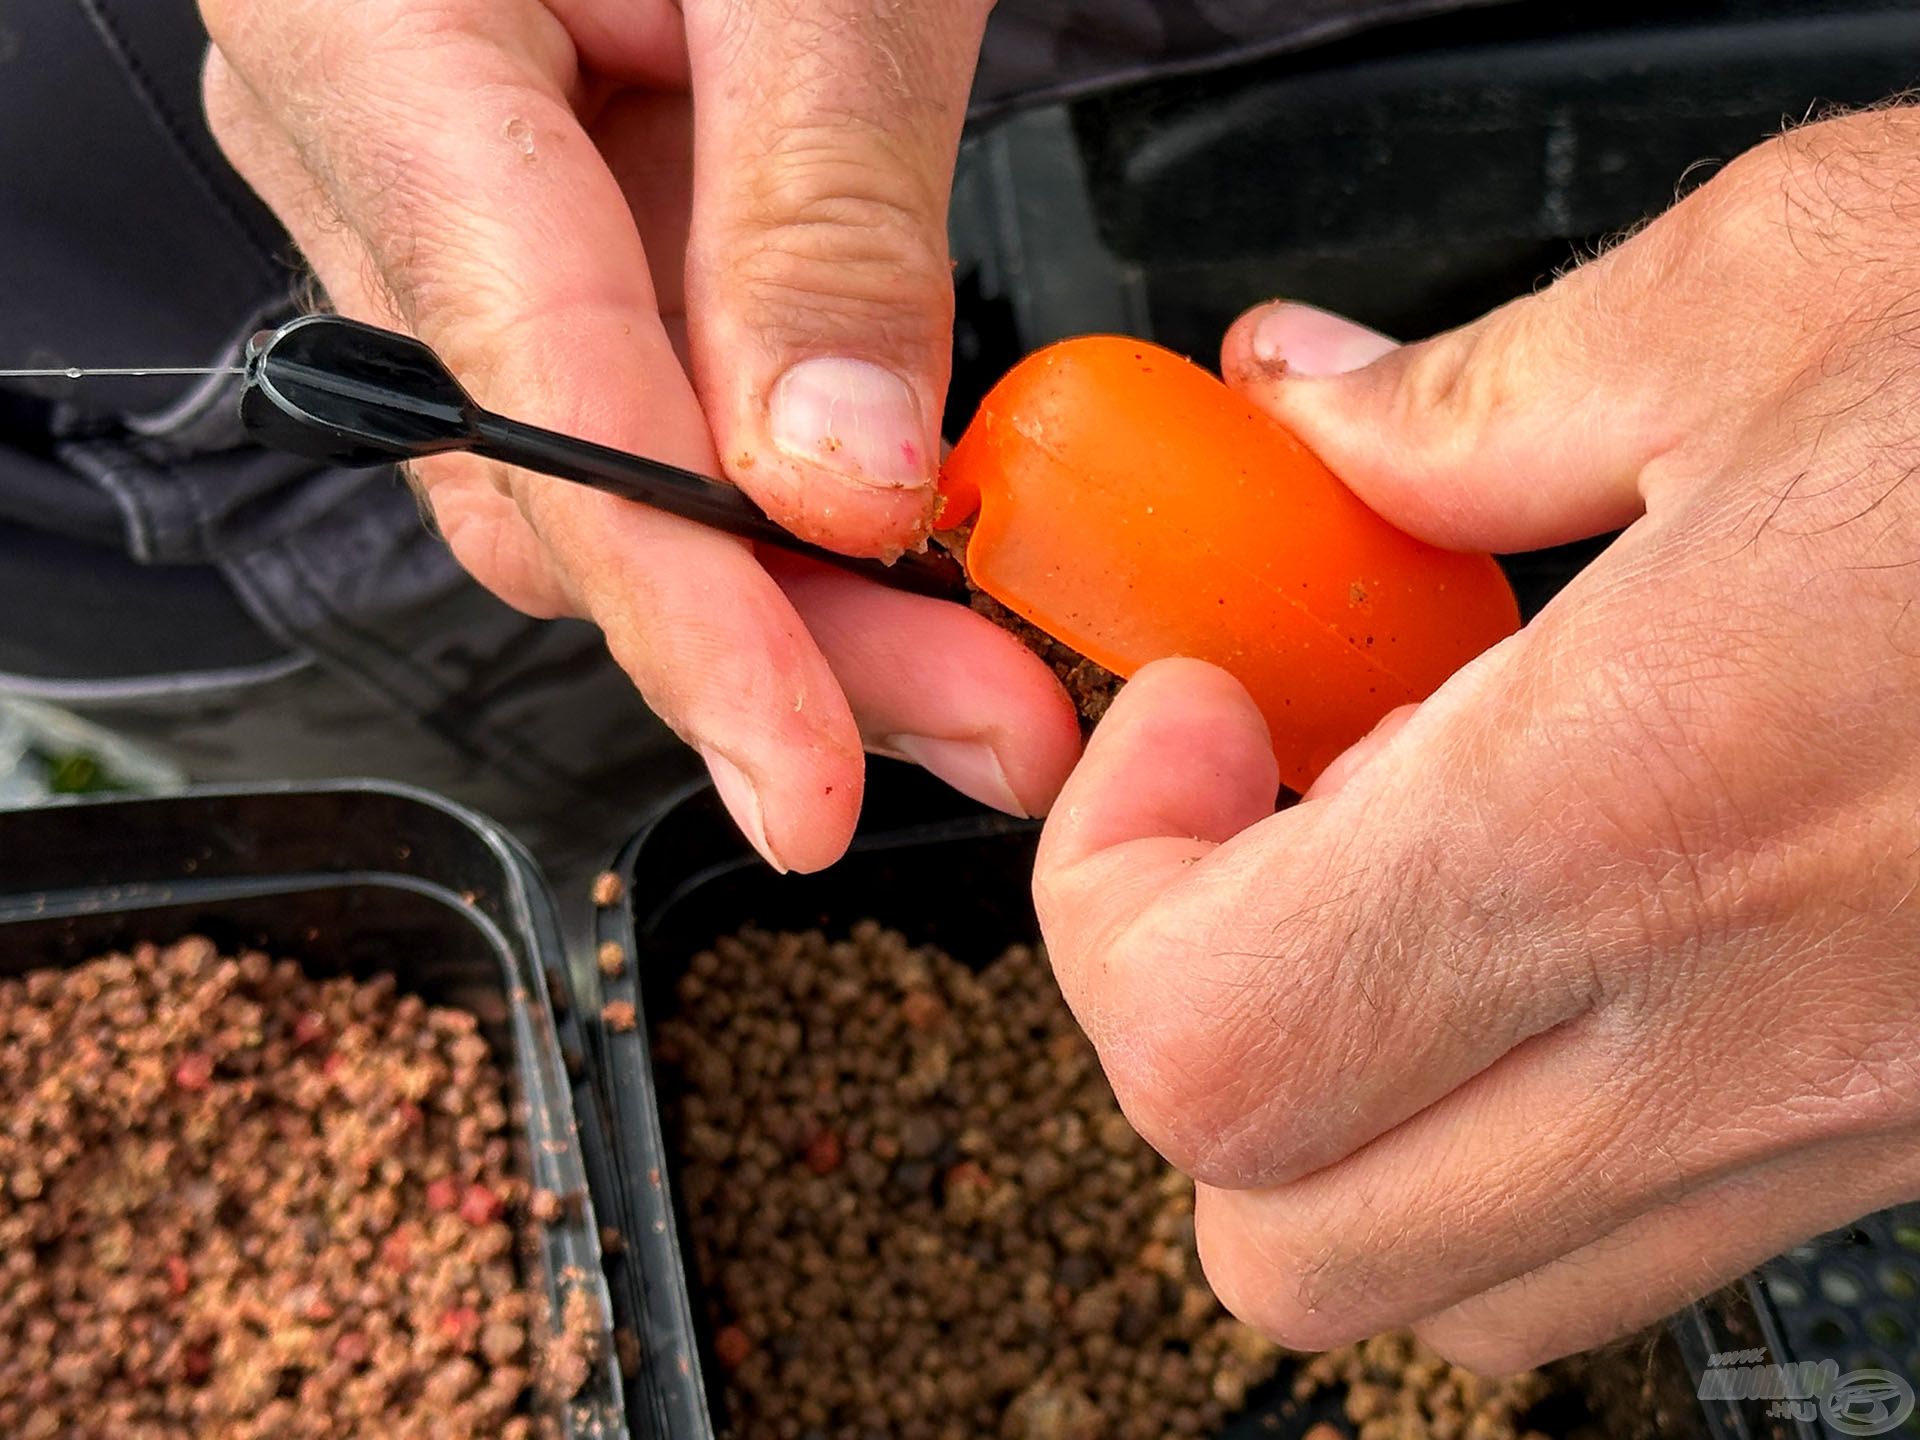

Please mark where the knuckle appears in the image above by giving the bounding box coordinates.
[1086,919,1327,1187]
[1185,1117,1328,1193]
[199,49,246,140]
[710,125,953,349]
[1161,1034,1322,1189]
[1059,842,1455,1193]
[1386,314,1528,466]
[197,0,249,54]
[1098,1054,1215,1179]
[1413,1317,1556,1377]
[1084,933,1237,1168]
[1090,1035,1218,1177]
[1198,1218,1367,1354]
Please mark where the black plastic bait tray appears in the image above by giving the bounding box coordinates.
[0,781,635,1439]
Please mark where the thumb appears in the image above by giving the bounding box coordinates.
[1219,231,1732,553]
[681,0,993,556]
[1227,128,1864,553]
[1222,297,1657,553]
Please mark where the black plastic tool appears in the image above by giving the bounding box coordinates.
[235,313,965,598]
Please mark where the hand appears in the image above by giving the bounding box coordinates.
[198,0,1080,870]
[1034,107,1920,1370]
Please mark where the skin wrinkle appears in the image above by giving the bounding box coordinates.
[1428,1159,1712,1328]
[1184,1044,1365,1189]
[727,257,950,338]
[1101,1035,1243,1172]
[1385,318,1500,473]
[737,117,945,220]
[261,17,596,338]
[1666,923,1908,1145]
[712,169,954,379]
[1204,967,1563,1196]
[1105,919,1301,1152]
[204,59,595,623]
[1110,874,1363,1176]
[1188,823,1591,1189]
[1390,720,1608,1024]
[1584,642,1752,849]
[700,1,933,124]
[1214,1035,1644,1341]
[673,6,980,542]
[1681,733,1889,925]
[371,103,621,340]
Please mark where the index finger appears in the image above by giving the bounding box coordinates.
[201,0,871,870]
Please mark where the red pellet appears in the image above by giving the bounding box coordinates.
[459,1184,503,1227]
[172,1052,214,1091]
[803,1130,844,1176]
[292,1010,329,1047]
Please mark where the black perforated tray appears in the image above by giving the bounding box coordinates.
[1737,1206,1920,1438]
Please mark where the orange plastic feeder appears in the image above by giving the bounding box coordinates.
[938,336,1520,793]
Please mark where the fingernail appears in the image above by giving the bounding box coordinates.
[699,747,788,873]
[1250,303,1399,377]
[880,735,1029,818]
[768,358,930,489]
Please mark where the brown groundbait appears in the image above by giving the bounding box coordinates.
[938,525,1123,731]
[968,588,1124,731]
[0,937,595,1440]
[658,924,1610,1440]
